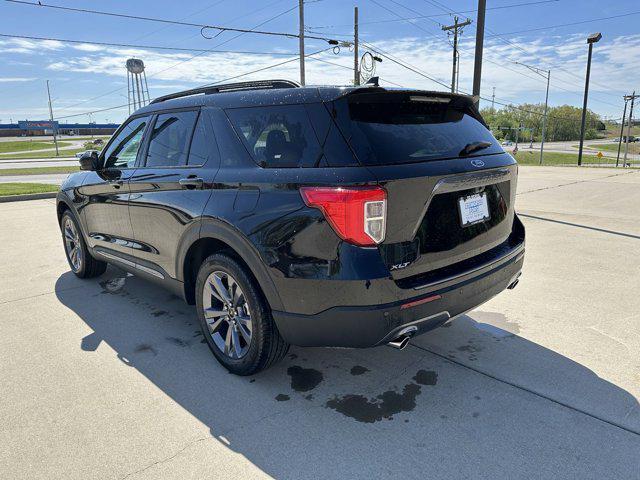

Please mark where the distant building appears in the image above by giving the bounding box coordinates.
[0,121,119,137]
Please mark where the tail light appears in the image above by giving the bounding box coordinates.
[300,186,387,247]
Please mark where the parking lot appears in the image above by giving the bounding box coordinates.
[1,166,639,479]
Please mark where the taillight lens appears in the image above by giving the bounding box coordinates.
[300,186,387,246]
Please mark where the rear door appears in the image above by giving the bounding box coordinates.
[328,91,518,283]
[127,108,221,279]
[79,115,150,258]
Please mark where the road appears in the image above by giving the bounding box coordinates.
[1,166,639,479]
[0,158,77,169]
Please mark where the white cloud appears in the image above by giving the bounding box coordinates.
[0,77,36,82]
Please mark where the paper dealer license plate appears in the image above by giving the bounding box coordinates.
[458,193,490,227]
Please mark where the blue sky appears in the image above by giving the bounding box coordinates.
[1,0,638,123]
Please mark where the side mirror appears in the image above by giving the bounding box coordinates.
[79,151,99,171]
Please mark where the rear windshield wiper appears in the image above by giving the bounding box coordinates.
[459,141,492,156]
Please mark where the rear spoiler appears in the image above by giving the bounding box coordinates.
[325,87,488,128]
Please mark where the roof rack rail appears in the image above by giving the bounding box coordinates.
[150,79,300,104]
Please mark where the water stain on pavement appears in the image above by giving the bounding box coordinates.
[275,394,290,402]
[472,311,520,337]
[99,277,127,294]
[413,369,438,385]
[287,366,323,392]
[350,365,369,376]
[166,336,190,348]
[326,370,438,423]
[134,343,157,356]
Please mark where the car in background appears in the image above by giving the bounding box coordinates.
[75,149,99,159]
[501,140,513,146]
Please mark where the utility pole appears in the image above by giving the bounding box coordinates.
[298,0,305,86]
[491,86,495,111]
[540,69,550,165]
[515,62,551,165]
[354,6,359,86]
[472,0,486,106]
[623,91,637,167]
[616,96,629,167]
[442,16,471,94]
[46,80,59,156]
[578,32,602,166]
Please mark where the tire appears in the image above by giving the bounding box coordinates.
[196,253,289,375]
[60,210,107,279]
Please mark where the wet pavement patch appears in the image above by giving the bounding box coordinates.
[326,383,422,423]
[275,394,290,402]
[413,370,438,385]
[326,369,439,423]
[99,277,127,294]
[151,310,168,317]
[134,344,157,356]
[287,366,323,392]
[166,337,190,347]
[350,365,369,376]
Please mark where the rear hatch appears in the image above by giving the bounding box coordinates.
[326,89,518,286]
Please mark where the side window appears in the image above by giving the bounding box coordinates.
[145,110,198,168]
[102,116,148,169]
[188,111,220,167]
[226,105,321,168]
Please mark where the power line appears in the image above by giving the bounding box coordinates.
[55,4,303,114]
[54,47,334,120]
[308,0,559,29]
[4,0,346,44]
[0,33,300,56]
[487,11,640,37]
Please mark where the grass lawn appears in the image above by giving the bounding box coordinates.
[0,182,58,196]
[515,150,638,167]
[0,148,87,160]
[0,166,79,176]
[0,140,73,154]
[586,143,640,155]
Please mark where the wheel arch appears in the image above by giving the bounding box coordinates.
[178,219,284,310]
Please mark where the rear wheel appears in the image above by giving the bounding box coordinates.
[196,253,289,375]
[61,211,107,278]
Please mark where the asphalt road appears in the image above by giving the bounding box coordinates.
[1,166,639,479]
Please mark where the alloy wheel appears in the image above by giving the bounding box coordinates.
[63,217,83,272]
[202,270,253,359]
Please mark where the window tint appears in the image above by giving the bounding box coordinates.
[227,105,321,168]
[145,110,198,168]
[102,116,148,169]
[332,94,502,166]
[187,112,219,166]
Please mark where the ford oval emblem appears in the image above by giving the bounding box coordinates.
[471,159,485,168]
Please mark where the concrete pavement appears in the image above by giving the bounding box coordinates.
[1,166,639,479]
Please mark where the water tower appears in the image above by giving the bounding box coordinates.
[126,58,150,114]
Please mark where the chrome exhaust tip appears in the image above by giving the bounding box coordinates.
[507,279,519,290]
[387,335,411,350]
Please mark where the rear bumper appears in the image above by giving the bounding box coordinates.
[272,245,524,348]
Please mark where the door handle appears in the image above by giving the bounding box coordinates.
[179,177,204,189]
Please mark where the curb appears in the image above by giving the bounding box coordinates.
[0,192,57,203]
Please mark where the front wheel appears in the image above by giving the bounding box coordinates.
[60,211,107,278]
[196,253,289,375]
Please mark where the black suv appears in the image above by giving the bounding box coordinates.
[57,80,524,375]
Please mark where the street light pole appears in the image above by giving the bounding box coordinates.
[577,32,602,166]
[298,0,305,86]
[472,0,486,106]
[515,62,551,165]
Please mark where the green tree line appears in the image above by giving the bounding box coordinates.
[481,103,604,142]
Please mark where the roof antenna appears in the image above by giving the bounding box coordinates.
[365,76,379,87]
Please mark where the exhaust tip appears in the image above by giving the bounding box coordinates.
[507,279,519,290]
[387,335,411,350]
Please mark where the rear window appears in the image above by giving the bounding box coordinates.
[226,105,321,168]
[332,94,502,166]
